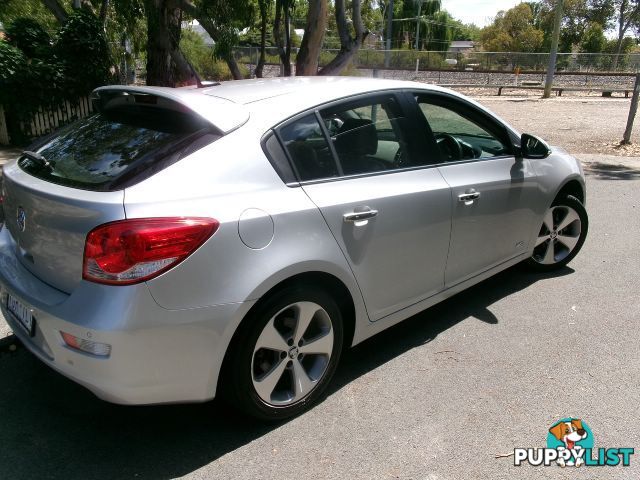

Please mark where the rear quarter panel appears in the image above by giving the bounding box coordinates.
[122,122,367,320]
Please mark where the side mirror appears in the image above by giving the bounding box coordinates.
[519,133,551,159]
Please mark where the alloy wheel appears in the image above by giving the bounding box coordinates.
[531,205,582,265]
[251,301,334,406]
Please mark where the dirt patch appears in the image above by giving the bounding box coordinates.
[474,97,638,156]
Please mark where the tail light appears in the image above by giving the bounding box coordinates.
[83,217,219,285]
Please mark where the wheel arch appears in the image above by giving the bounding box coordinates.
[554,177,585,205]
[216,270,360,396]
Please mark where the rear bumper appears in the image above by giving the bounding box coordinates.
[0,226,254,405]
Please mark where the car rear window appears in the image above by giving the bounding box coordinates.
[18,97,220,191]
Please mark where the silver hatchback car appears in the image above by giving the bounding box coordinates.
[0,77,588,419]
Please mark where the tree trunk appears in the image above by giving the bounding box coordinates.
[318,0,367,76]
[296,0,328,75]
[173,0,244,80]
[612,36,624,70]
[42,0,68,24]
[224,54,243,79]
[274,0,292,76]
[611,0,640,71]
[144,0,196,87]
[99,0,110,24]
[256,0,268,78]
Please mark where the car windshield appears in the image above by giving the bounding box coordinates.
[18,106,217,191]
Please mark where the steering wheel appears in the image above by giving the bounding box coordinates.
[435,133,463,162]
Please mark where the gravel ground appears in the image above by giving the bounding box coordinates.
[475,96,639,156]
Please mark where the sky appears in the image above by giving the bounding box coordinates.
[442,0,522,27]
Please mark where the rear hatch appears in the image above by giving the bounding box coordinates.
[1,87,244,293]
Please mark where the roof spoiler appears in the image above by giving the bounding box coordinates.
[91,85,249,135]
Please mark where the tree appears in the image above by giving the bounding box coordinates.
[295,0,327,75]
[318,0,367,75]
[274,0,294,75]
[144,0,197,86]
[168,0,254,80]
[480,3,545,52]
[580,21,606,52]
[0,0,61,28]
[536,0,615,52]
[420,9,454,51]
[612,0,640,67]
[42,0,69,23]
[255,0,270,78]
[448,17,481,41]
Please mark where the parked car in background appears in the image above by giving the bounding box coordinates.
[0,77,588,420]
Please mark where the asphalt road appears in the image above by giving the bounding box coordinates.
[0,172,639,479]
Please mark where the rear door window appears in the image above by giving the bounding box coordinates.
[278,114,339,182]
[320,97,412,175]
[19,96,219,191]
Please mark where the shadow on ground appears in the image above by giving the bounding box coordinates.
[584,161,640,180]
[0,266,573,479]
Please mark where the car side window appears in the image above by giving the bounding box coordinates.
[417,100,511,163]
[320,98,412,175]
[279,114,339,182]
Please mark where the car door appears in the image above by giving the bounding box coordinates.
[276,93,451,321]
[412,93,540,287]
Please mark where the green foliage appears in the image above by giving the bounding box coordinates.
[448,17,481,42]
[480,3,544,52]
[1,11,113,143]
[5,17,51,58]
[604,36,637,54]
[180,28,248,80]
[580,22,606,53]
[536,0,616,52]
[422,10,454,51]
[55,10,112,96]
[0,0,59,31]
[0,41,27,105]
[199,0,255,59]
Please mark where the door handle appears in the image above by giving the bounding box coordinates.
[458,190,481,203]
[343,209,378,223]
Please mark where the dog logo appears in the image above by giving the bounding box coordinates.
[513,417,634,467]
[547,418,591,466]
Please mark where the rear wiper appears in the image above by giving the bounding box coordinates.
[22,151,54,171]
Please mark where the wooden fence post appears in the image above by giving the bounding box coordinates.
[0,105,10,145]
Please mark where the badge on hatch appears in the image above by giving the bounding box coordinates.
[16,206,26,232]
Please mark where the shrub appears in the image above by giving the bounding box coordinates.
[181,28,249,80]
[54,10,111,97]
[0,41,28,106]
[4,17,51,59]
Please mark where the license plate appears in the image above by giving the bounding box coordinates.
[7,294,35,336]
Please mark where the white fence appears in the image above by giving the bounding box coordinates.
[0,97,93,145]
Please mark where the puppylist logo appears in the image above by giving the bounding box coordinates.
[514,418,634,467]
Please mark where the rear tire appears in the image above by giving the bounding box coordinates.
[524,194,588,272]
[223,285,343,421]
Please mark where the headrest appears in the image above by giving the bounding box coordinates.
[334,118,378,156]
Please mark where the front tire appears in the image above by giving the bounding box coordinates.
[223,286,343,421]
[525,194,588,271]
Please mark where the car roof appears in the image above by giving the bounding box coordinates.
[201,76,424,104]
[93,78,517,137]
[200,76,456,128]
